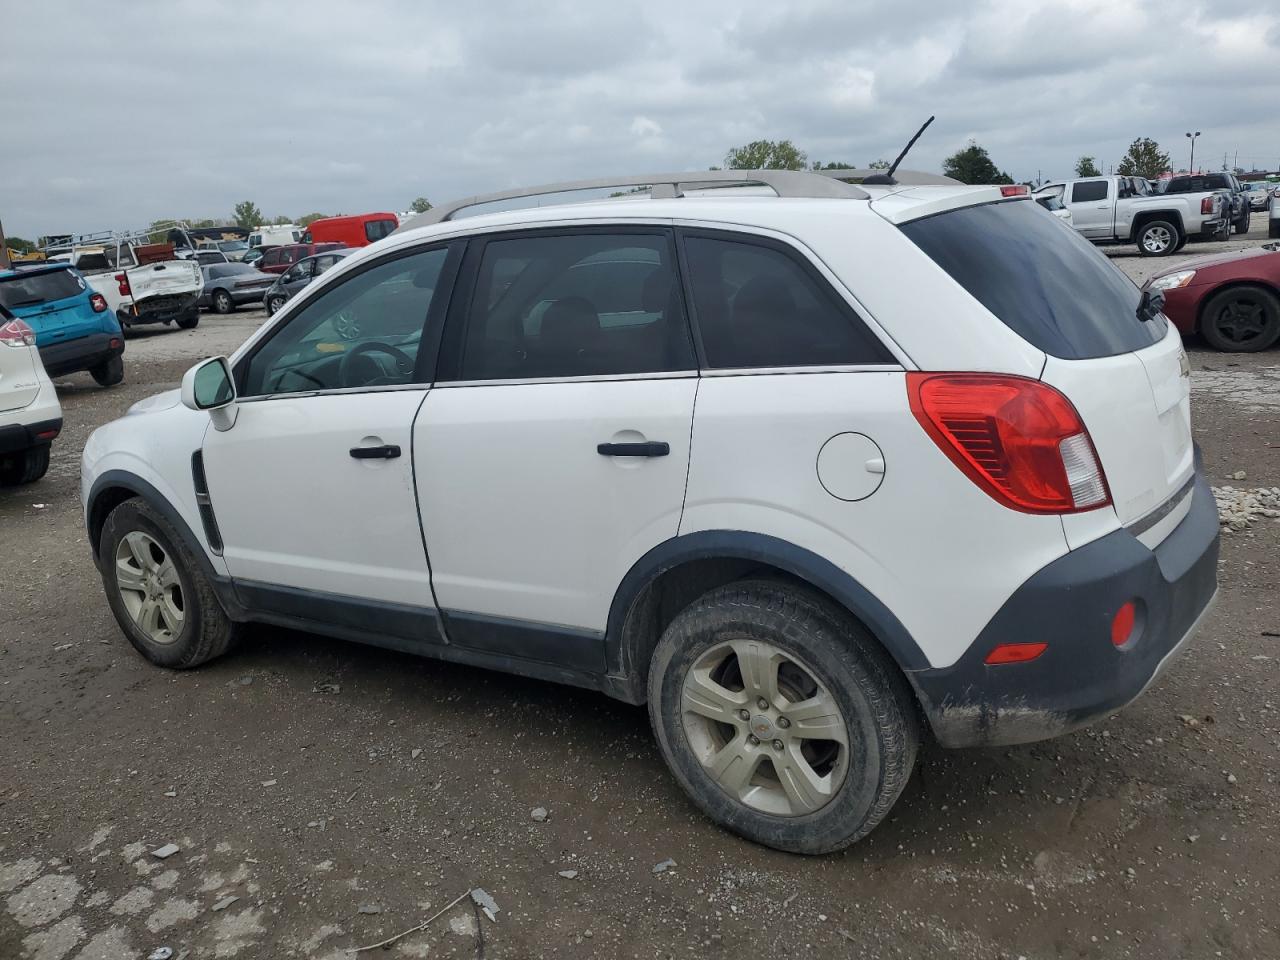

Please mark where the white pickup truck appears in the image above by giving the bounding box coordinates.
[45,231,204,332]
[1034,175,1227,257]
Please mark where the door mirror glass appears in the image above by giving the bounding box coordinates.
[182,356,236,410]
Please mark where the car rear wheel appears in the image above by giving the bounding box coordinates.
[99,498,240,668]
[648,579,919,854]
[1137,220,1178,256]
[90,355,124,387]
[0,445,50,486]
[212,289,236,314]
[1199,285,1280,353]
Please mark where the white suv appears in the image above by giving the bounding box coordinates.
[1,303,62,485]
[81,169,1219,854]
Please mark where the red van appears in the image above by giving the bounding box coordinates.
[301,213,399,248]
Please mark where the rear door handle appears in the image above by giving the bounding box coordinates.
[350,444,401,460]
[597,441,669,458]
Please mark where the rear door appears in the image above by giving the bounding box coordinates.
[1065,179,1112,237]
[415,228,697,666]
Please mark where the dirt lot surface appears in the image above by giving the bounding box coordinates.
[3,226,1279,959]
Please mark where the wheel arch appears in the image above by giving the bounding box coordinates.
[1130,209,1185,242]
[603,530,930,705]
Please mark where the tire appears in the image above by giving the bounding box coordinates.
[1199,285,1280,353]
[176,312,199,330]
[266,294,286,316]
[1234,210,1250,235]
[647,579,919,855]
[0,445,50,486]
[1136,220,1179,257]
[98,497,241,669]
[90,354,124,387]
[1216,221,1231,242]
[1270,220,1280,240]
[1173,233,1189,252]
[212,289,236,314]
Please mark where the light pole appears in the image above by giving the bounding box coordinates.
[1186,131,1201,173]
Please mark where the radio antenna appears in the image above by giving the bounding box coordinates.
[863,116,936,185]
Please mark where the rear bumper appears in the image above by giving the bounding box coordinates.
[119,293,199,325]
[0,417,62,455]
[38,332,124,378]
[911,459,1220,748]
[1197,218,1227,238]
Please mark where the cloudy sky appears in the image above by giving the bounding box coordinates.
[3,0,1278,239]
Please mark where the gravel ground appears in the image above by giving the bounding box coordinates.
[2,229,1279,959]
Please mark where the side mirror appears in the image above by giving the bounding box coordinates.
[181,356,238,431]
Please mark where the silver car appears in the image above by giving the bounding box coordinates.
[264,248,355,315]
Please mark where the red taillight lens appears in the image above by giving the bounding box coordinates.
[89,293,108,313]
[985,642,1048,665]
[115,272,131,297]
[1111,601,1136,647]
[1000,185,1029,197]
[1201,196,1214,215]
[907,373,1111,514]
[0,317,37,347]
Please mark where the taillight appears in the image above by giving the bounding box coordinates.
[1000,185,1029,197]
[1201,196,1214,215]
[89,293,108,313]
[0,317,37,347]
[115,272,131,297]
[907,373,1111,514]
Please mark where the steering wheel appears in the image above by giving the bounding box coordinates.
[338,341,415,388]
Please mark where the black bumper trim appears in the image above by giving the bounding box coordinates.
[38,332,124,378]
[911,460,1220,748]
[0,417,63,455]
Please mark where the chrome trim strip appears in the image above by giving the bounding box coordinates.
[699,364,903,377]
[433,370,699,389]
[1126,473,1197,538]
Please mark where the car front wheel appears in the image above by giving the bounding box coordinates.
[1200,285,1280,353]
[213,289,236,314]
[648,580,919,854]
[99,498,240,668]
[267,294,286,315]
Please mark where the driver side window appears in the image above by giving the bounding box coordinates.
[240,247,448,398]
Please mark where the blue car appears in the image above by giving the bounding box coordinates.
[0,264,125,386]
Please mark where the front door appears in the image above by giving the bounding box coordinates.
[1066,178,1112,238]
[415,229,698,668]
[202,242,460,629]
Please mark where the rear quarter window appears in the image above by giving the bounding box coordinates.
[0,269,86,309]
[899,199,1166,360]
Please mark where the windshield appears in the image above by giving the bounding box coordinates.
[0,268,86,309]
[218,240,248,252]
[900,199,1166,360]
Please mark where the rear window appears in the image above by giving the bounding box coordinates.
[900,199,1166,360]
[365,219,396,242]
[0,268,86,309]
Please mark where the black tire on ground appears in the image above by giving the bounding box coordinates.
[176,312,199,330]
[1234,211,1250,235]
[90,354,125,387]
[1136,220,1179,257]
[647,579,920,855]
[98,497,241,669]
[212,289,236,314]
[1216,221,1231,241]
[1199,284,1280,353]
[1270,220,1280,240]
[0,445,51,486]
[267,294,286,316]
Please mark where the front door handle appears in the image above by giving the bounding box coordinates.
[350,444,401,460]
[597,441,669,458]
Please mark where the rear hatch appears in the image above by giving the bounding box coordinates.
[896,196,1193,533]
[126,259,202,304]
[0,266,102,348]
[0,330,40,413]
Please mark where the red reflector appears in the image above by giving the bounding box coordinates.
[35,429,60,441]
[1111,601,1136,647]
[1000,184,1030,197]
[985,642,1048,665]
[109,338,122,350]
[907,373,1111,514]
[89,292,108,313]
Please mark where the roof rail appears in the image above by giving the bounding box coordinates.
[395,169,898,233]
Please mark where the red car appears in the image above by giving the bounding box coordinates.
[1145,245,1280,352]
[257,242,345,275]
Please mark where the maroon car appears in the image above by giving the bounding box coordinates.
[256,242,345,275]
[1146,244,1280,352]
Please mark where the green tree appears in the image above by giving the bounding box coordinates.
[1075,156,1101,177]
[942,142,1014,184]
[1115,138,1171,180]
[232,201,263,229]
[725,139,808,170]
[270,215,292,226]
[810,160,857,170]
[409,197,433,214]
[298,212,329,228]
[868,158,891,170]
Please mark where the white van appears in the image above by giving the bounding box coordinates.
[246,225,301,249]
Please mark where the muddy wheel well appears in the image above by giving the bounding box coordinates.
[87,486,139,556]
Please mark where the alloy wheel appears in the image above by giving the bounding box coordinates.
[114,532,184,644]
[681,638,848,817]
[1142,225,1173,254]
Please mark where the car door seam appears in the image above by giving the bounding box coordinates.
[410,388,450,643]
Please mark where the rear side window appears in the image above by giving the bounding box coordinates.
[365,219,396,243]
[682,234,892,369]
[456,232,694,380]
[1070,180,1108,203]
[0,269,85,309]
[900,199,1165,360]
